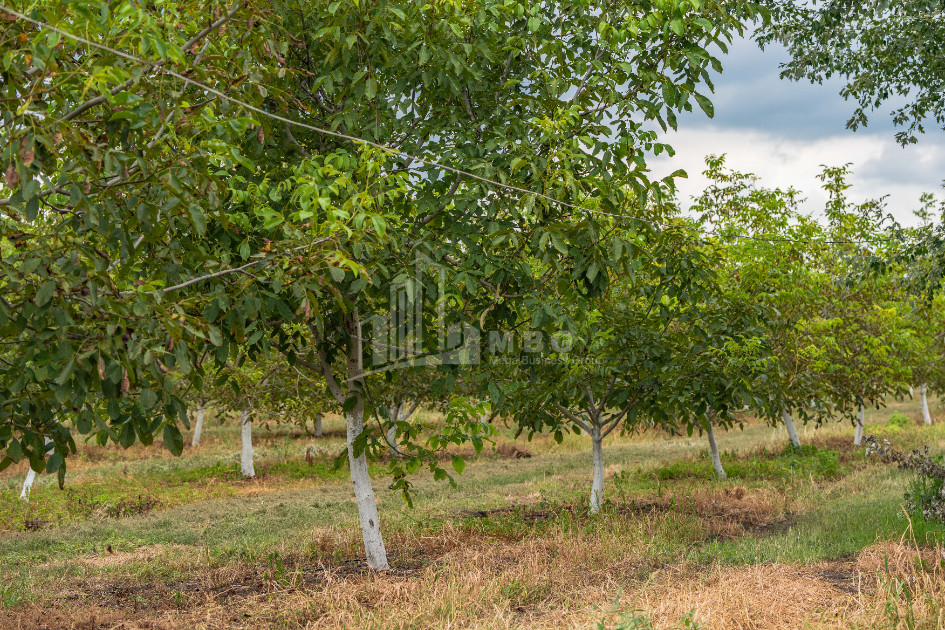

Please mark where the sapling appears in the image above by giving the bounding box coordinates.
[554,386,637,514]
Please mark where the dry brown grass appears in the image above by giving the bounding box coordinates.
[4,529,944,630]
[622,485,797,540]
[639,540,945,630]
[640,562,864,629]
[72,545,191,570]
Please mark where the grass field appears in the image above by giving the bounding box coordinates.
[1,398,944,629]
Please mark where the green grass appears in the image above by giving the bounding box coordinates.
[688,466,944,565]
[639,443,846,483]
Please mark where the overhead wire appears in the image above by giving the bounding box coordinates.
[0,5,905,248]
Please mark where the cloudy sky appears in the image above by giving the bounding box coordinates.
[650,35,945,227]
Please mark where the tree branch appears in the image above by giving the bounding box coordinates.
[120,258,270,297]
[554,403,593,434]
[57,1,244,123]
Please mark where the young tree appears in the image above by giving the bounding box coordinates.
[691,155,825,448]
[693,158,918,446]
[239,407,256,478]
[853,404,866,446]
[659,271,775,480]
[496,221,768,508]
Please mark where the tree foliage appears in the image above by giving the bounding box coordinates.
[758,0,945,146]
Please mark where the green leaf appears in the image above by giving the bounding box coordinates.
[550,232,568,254]
[35,281,56,306]
[163,424,184,456]
[451,454,466,475]
[342,395,358,413]
[693,92,714,118]
[140,388,158,409]
[188,205,207,234]
[7,439,22,462]
[207,326,223,347]
[45,453,63,474]
[119,422,135,449]
[329,266,346,282]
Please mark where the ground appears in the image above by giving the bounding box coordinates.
[1,398,944,629]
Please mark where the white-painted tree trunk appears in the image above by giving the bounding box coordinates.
[191,405,205,447]
[344,310,389,570]
[386,424,399,457]
[20,467,38,501]
[707,423,726,480]
[909,385,915,398]
[589,427,604,514]
[386,404,402,458]
[782,410,801,448]
[240,409,255,477]
[921,384,932,425]
[313,412,323,437]
[20,437,53,501]
[854,405,865,446]
[347,405,389,570]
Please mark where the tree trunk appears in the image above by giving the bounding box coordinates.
[921,384,932,425]
[386,404,402,458]
[707,422,726,480]
[191,405,205,447]
[20,437,53,501]
[20,467,38,501]
[345,311,390,570]
[347,405,389,570]
[589,426,604,514]
[854,405,865,446]
[782,409,801,448]
[313,412,323,437]
[240,409,255,477]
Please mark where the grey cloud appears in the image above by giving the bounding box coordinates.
[678,36,899,139]
[856,140,945,190]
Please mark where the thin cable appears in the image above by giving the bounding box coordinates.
[2,5,894,247]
